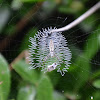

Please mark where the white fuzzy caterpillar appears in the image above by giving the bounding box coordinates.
[28,27,72,76]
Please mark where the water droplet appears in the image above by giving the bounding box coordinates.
[91,96,93,99]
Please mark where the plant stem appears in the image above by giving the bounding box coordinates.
[51,1,100,33]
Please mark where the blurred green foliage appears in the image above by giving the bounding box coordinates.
[0,54,10,100]
[0,0,100,100]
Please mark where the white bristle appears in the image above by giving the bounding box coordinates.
[28,27,72,76]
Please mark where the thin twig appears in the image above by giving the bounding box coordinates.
[0,2,43,52]
[9,50,29,70]
[51,1,100,33]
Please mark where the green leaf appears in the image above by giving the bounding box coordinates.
[0,54,11,100]
[53,91,66,100]
[73,54,90,92]
[90,70,100,80]
[0,0,3,3]
[84,25,100,60]
[65,92,81,100]
[47,71,61,87]
[19,28,37,51]
[93,79,100,88]
[92,91,100,100]
[73,26,100,91]
[11,0,23,10]
[58,1,84,14]
[21,0,44,3]
[37,75,53,100]
[80,15,97,32]
[17,85,36,100]
[0,7,11,33]
[12,60,39,84]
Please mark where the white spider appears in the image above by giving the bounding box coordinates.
[49,39,54,57]
[42,39,62,72]
[43,39,60,62]
[29,27,72,76]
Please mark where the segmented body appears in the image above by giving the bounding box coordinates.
[49,39,54,58]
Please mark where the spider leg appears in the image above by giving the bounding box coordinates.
[54,53,64,63]
[41,53,50,70]
[43,53,50,62]
[54,53,60,61]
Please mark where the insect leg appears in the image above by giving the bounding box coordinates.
[54,53,64,63]
[43,53,50,62]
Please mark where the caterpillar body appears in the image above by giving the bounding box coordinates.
[28,27,71,76]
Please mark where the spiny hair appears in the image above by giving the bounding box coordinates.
[28,27,72,76]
